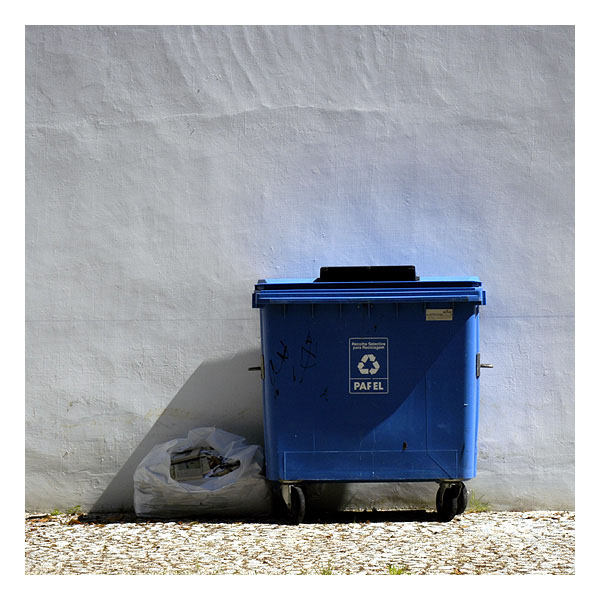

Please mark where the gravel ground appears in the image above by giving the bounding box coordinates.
[25,510,574,575]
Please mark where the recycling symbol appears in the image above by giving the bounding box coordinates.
[357,353,380,375]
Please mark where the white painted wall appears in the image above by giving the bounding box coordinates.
[25,25,574,512]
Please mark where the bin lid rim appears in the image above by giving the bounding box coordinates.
[257,276,482,286]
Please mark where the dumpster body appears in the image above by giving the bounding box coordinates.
[252,266,490,521]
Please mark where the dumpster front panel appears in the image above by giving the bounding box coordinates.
[257,290,482,483]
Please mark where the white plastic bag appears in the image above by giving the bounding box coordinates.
[133,427,272,518]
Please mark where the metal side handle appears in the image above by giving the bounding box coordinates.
[248,356,265,379]
[476,353,493,378]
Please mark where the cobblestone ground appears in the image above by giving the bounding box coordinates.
[25,510,574,575]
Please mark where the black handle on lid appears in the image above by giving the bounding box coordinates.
[316,266,418,282]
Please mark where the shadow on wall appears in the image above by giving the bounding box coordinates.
[90,348,433,514]
[91,349,268,513]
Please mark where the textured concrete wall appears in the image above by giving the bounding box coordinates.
[25,25,574,512]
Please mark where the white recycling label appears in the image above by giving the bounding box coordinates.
[357,354,380,375]
[349,337,389,394]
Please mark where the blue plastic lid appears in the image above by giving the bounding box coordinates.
[253,272,485,307]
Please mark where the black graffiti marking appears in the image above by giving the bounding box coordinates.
[269,341,289,375]
[296,332,318,384]
[269,340,289,385]
[300,345,317,365]
[276,341,289,363]
[300,333,317,370]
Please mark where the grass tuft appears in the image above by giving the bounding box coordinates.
[466,493,490,513]
[388,564,410,575]
[49,505,82,516]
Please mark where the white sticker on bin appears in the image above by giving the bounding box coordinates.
[426,308,453,321]
[349,337,389,394]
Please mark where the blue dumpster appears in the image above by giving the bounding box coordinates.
[251,266,491,522]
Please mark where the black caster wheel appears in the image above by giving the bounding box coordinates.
[288,485,306,525]
[271,484,289,520]
[456,483,468,515]
[436,482,467,522]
